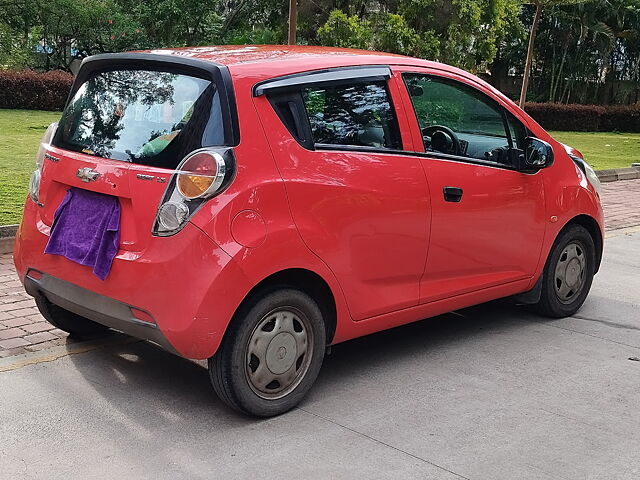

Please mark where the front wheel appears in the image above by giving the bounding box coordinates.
[209,289,326,417]
[535,224,596,318]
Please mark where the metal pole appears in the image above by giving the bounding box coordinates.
[288,0,297,45]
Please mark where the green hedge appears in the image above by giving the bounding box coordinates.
[1,70,639,133]
[525,102,640,133]
[0,70,73,111]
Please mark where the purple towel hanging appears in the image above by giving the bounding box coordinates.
[45,187,121,280]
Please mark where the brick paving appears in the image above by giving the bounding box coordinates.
[600,179,640,231]
[0,178,639,358]
[0,253,69,357]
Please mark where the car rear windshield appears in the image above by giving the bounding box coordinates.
[53,69,225,169]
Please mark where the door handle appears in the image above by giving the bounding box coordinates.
[443,186,463,202]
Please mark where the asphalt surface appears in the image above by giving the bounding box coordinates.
[1,228,639,480]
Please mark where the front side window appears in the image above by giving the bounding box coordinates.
[403,73,514,165]
[300,82,401,150]
[54,69,225,169]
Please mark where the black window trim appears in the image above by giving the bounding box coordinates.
[267,90,315,150]
[56,52,240,148]
[400,71,533,168]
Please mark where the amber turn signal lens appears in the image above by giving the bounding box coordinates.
[176,151,225,199]
[177,173,214,199]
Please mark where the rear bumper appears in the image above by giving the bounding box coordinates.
[14,199,252,359]
[25,270,177,354]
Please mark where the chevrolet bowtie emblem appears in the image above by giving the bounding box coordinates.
[76,167,100,182]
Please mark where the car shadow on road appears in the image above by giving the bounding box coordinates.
[65,299,538,415]
[316,300,537,383]
[52,300,544,475]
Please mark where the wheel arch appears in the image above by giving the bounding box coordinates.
[231,268,338,345]
[561,214,603,273]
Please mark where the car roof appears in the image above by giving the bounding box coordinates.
[144,45,463,78]
[139,45,516,111]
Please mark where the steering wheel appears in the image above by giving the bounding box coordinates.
[422,125,462,156]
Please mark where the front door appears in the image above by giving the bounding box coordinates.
[396,68,546,303]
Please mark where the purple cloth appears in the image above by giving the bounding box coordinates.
[45,187,120,280]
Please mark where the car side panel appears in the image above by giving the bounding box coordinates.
[189,74,353,348]
[250,77,431,321]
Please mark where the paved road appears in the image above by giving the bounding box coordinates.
[1,228,639,479]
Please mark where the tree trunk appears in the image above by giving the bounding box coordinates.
[551,42,569,103]
[519,3,543,108]
[288,0,297,45]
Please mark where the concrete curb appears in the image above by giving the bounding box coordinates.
[0,224,18,238]
[595,166,640,182]
[0,224,18,255]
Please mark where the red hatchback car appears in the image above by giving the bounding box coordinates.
[14,46,604,416]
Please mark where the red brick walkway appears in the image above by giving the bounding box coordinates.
[1,178,639,358]
[600,179,640,231]
[0,254,68,357]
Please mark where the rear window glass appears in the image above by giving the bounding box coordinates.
[54,69,225,169]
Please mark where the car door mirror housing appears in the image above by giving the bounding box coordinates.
[516,137,554,172]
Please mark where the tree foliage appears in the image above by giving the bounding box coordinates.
[317,10,372,49]
[0,0,638,105]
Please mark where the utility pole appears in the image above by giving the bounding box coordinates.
[288,0,297,45]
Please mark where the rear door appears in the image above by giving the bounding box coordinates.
[394,67,546,303]
[253,67,430,321]
[39,54,235,252]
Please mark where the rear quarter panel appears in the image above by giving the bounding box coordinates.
[188,72,353,345]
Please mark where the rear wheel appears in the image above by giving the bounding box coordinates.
[35,295,110,339]
[209,289,326,417]
[535,224,596,318]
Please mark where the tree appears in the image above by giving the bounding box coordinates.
[400,0,519,70]
[518,0,590,107]
[317,10,372,49]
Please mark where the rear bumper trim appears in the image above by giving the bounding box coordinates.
[24,270,177,354]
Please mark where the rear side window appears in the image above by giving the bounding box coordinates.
[300,82,401,150]
[54,69,225,169]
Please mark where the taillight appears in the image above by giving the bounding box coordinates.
[176,150,227,200]
[30,122,58,204]
[152,147,235,236]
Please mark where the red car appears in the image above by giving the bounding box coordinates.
[14,46,604,416]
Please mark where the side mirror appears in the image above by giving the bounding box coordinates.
[517,137,554,171]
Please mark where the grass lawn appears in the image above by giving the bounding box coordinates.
[549,131,640,170]
[0,109,61,225]
[1,109,639,225]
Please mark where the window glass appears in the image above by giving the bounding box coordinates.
[54,69,225,169]
[300,82,401,149]
[507,112,527,149]
[403,74,513,165]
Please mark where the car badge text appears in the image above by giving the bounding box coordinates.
[136,173,167,183]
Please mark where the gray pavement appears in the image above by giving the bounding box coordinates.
[1,229,640,480]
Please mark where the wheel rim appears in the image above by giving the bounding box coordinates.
[554,241,587,304]
[244,307,313,400]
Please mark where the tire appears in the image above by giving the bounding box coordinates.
[35,295,110,339]
[535,224,596,318]
[209,289,326,417]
